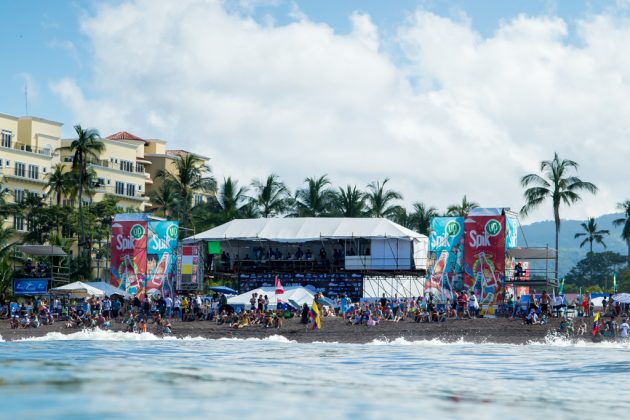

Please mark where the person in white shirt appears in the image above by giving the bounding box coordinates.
[620,319,629,340]
[165,296,173,319]
[468,292,479,318]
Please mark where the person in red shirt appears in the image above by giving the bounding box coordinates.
[457,292,468,318]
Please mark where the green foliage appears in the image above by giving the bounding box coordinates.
[0,253,14,301]
[613,200,630,267]
[446,195,478,217]
[574,217,609,253]
[564,251,626,288]
[293,175,334,217]
[249,174,290,218]
[364,178,403,219]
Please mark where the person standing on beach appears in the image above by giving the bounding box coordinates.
[620,319,629,340]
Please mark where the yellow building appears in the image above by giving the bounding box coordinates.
[0,112,62,232]
[144,139,213,211]
[59,131,152,211]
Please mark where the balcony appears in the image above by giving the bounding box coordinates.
[0,167,46,185]
[0,143,54,158]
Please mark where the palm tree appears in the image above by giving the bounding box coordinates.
[156,153,217,231]
[150,180,179,218]
[250,174,290,217]
[58,125,104,254]
[613,200,630,267]
[217,177,249,222]
[293,175,334,217]
[409,202,439,235]
[332,185,366,217]
[520,152,598,278]
[365,178,403,218]
[574,218,609,254]
[45,164,71,206]
[446,195,479,217]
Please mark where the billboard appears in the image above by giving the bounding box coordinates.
[463,215,505,305]
[110,214,148,296]
[13,278,48,295]
[146,221,179,298]
[505,213,519,249]
[426,217,464,301]
[176,244,204,291]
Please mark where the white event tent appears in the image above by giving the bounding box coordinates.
[227,286,315,309]
[50,281,105,298]
[184,217,428,270]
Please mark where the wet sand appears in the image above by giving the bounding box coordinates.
[0,316,568,344]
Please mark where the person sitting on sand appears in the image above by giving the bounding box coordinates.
[10,316,20,329]
[525,308,539,325]
[163,322,173,335]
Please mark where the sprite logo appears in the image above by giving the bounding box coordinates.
[167,224,178,239]
[130,224,145,240]
[485,219,502,237]
[445,220,461,237]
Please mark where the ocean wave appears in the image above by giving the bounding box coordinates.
[527,332,630,348]
[13,329,206,342]
[217,334,297,343]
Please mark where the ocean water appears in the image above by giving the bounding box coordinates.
[1,331,629,419]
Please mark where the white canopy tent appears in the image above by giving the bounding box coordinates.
[184,217,428,270]
[227,286,315,309]
[86,282,132,299]
[50,281,105,298]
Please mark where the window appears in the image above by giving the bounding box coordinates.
[107,179,111,185]
[13,215,24,231]
[27,164,39,179]
[120,160,134,173]
[115,181,125,195]
[194,194,204,206]
[136,163,144,173]
[14,189,25,203]
[126,183,136,197]
[138,185,142,191]
[1,130,11,148]
[14,162,25,177]
[64,156,73,163]
[0,159,2,168]
[42,167,47,173]
[96,177,106,187]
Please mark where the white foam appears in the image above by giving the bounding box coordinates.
[14,329,206,342]
[217,334,296,343]
[367,337,473,346]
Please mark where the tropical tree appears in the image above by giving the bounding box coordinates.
[58,125,104,254]
[150,180,179,218]
[446,195,479,217]
[331,185,366,217]
[364,178,403,218]
[250,174,290,217]
[409,202,439,235]
[216,177,249,222]
[613,200,630,267]
[44,163,71,206]
[293,175,334,217]
[520,152,598,278]
[574,218,609,254]
[156,153,217,232]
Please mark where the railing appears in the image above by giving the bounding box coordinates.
[0,144,54,157]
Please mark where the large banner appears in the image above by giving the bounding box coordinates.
[13,279,48,295]
[176,244,204,291]
[110,214,148,296]
[239,272,363,301]
[463,215,505,305]
[505,213,519,249]
[147,221,179,298]
[426,217,464,301]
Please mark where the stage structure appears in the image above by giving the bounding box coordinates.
[183,217,429,300]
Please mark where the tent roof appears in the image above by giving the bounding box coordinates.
[227,286,314,308]
[86,282,131,298]
[16,245,67,257]
[184,217,427,243]
[508,247,557,260]
[50,281,105,297]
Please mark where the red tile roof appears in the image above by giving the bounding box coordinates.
[106,131,148,144]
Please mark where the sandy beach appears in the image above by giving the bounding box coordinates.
[0,316,567,344]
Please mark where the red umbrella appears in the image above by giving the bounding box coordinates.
[275,276,284,300]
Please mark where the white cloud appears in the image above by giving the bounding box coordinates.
[52,0,630,222]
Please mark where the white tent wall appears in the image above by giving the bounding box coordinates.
[362,275,424,298]
[413,238,428,270]
[370,238,410,270]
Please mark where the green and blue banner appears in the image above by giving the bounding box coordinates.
[426,217,464,299]
[146,221,179,298]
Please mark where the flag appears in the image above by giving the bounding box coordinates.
[578,287,582,303]
[275,276,284,294]
[591,311,600,336]
[559,278,564,295]
[614,273,617,293]
[309,301,321,329]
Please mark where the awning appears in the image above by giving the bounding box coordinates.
[15,245,67,257]
[508,247,556,260]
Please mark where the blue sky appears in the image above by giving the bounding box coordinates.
[0,0,610,131]
[1,1,629,221]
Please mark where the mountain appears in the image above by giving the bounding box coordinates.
[518,213,628,276]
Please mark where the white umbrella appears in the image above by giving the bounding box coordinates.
[50,281,105,298]
[612,293,630,304]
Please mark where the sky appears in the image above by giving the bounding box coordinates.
[2,0,630,223]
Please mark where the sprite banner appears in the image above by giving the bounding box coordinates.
[505,213,519,249]
[426,217,464,300]
[463,215,505,305]
[110,214,148,296]
[147,221,179,298]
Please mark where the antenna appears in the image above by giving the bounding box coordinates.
[24,83,28,116]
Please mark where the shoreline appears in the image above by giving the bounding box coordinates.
[0,316,572,344]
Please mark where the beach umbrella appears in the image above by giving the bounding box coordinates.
[275,276,284,297]
[209,286,238,295]
[612,293,630,304]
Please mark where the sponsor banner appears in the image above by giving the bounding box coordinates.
[147,221,179,298]
[505,213,519,249]
[426,217,464,301]
[13,278,48,295]
[463,215,505,305]
[239,272,363,302]
[176,244,204,291]
[110,217,147,296]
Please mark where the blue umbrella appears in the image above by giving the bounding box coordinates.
[210,286,238,295]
